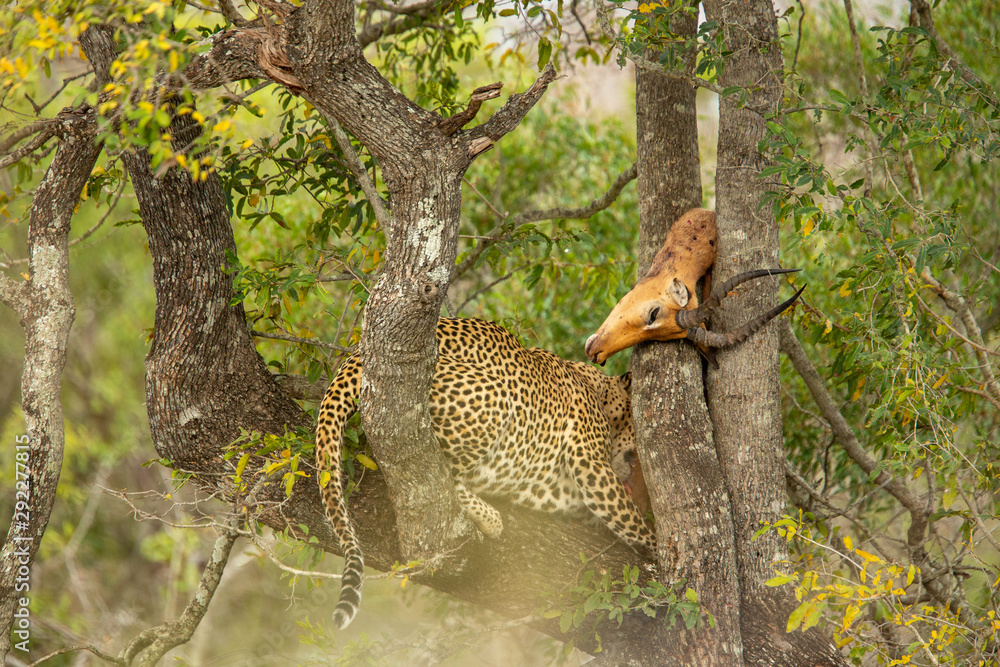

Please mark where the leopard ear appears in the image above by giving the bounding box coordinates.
[668,277,689,309]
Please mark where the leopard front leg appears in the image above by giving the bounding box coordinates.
[567,439,655,558]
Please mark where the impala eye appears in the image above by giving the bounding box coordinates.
[648,307,660,325]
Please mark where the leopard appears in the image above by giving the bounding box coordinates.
[315,317,654,629]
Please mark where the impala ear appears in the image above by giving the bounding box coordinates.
[668,277,689,309]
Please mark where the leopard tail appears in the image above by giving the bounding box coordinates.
[316,355,365,629]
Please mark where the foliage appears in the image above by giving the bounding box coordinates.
[542,560,714,654]
[766,2,1000,665]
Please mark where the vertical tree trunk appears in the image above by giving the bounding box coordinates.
[706,1,841,663]
[598,9,744,662]
[0,109,102,662]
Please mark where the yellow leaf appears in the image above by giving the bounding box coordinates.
[241,139,254,150]
[839,281,852,298]
[855,549,880,563]
[843,535,854,551]
[356,453,378,470]
[932,374,948,389]
[213,119,232,133]
[174,153,186,168]
[802,216,815,236]
[841,603,860,632]
[823,319,832,335]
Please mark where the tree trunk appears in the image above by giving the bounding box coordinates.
[284,0,557,564]
[705,0,842,663]
[0,108,103,662]
[612,16,743,664]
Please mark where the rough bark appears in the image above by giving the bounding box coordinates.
[0,108,103,662]
[705,0,843,663]
[601,10,744,664]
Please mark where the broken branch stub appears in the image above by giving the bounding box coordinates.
[585,208,804,364]
[436,82,503,136]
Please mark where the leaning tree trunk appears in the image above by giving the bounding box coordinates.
[704,0,842,663]
[594,10,744,665]
[0,108,103,662]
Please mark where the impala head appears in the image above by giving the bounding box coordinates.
[584,209,804,364]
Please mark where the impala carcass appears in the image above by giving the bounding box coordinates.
[585,208,804,364]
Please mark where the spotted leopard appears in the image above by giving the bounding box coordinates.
[315,317,654,628]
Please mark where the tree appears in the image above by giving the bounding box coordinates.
[1,0,997,664]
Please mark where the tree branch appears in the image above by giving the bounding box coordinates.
[0,121,61,171]
[0,119,59,154]
[0,106,104,659]
[217,0,249,26]
[908,0,1000,110]
[466,64,558,158]
[122,524,239,666]
[357,0,453,47]
[919,268,1000,405]
[778,320,928,543]
[0,274,28,315]
[455,161,637,278]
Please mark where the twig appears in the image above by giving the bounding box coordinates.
[951,384,1000,412]
[0,122,61,170]
[24,70,93,115]
[919,268,1000,404]
[27,645,122,667]
[461,176,507,219]
[313,107,391,229]
[456,265,525,313]
[251,328,355,353]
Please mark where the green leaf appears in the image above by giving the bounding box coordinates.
[786,600,809,632]
[765,573,797,587]
[537,37,552,70]
[802,600,827,631]
[684,588,698,603]
[559,610,573,634]
[829,89,850,105]
[584,591,603,614]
